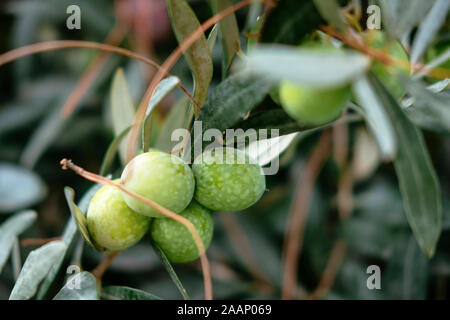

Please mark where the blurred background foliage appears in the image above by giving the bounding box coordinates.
[0,0,449,300]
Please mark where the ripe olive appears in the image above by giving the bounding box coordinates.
[151,200,213,263]
[192,147,266,212]
[87,181,151,252]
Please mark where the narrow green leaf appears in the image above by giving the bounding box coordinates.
[245,133,300,167]
[401,78,450,134]
[100,126,131,176]
[209,0,241,70]
[166,0,213,109]
[207,24,219,53]
[0,210,37,272]
[0,163,47,213]
[245,45,370,88]
[9,241,67,300]
[187,72,273,159]
[155,98,190,153]
[141,76,180,151]
[64,187,106,252]
[313,0,346,32]
[36,183,102,299]
[152,241,190,300]
[11,237,21,281]
[353,76,397,160]
[53,271,98,300]
[110,68,135,164]
[368,73,442,257]
[260,0,323,45]
[410,0,450,65]
[101,286,163,300]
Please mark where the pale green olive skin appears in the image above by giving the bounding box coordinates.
[120,151,195,218]
[192,147,266,212]
[151,200,213,263]
[279,81,351,126]
[87,182,151,252]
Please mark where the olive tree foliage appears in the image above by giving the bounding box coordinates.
[0,0,449,300]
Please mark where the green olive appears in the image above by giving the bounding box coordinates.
[151,200,213,263]
[87,181,151,252]
[279,81,351,125]
[192,147,266,212]
[120,151,195,218]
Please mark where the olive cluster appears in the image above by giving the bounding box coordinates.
[86,148,266,263]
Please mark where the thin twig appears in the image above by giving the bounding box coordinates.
[126,0,276,162]
[61,24,127,118]
[21,237,62,247]
[60,158,213,300]
[320,25,450,79]
[220,214,273,288]
[92,251,121,280]
[305,240,347,300]
[281,131,332,300]
[0,40,199,109]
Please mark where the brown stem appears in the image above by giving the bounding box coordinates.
[61,24,127,118]
[0,40,199,110]
[92,251,121,280]
[281,131,332,300]
[21,237,62,247]
[320,25,450,79]
[126,0,276,162]
[305,240,347,300]
[60,158,213,300]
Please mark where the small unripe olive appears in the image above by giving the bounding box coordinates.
[87,181,151,252]
[192,147,266,212]
[364,30,409,99]
[278,43,351,125]
[279,81,351,125]
[120,151,195,218]
[151,200,213,263]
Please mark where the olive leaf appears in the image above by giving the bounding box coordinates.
[110,68,135,164]
[312,0,346,32]
[186,72,273,159]
[244,45,371,88]
[151,241,190,300]
[155,98,190,153]
[209,0,240,73]
[410,0,450,65]
[36,183,102,299]
[101,286,162,300]
[353,76,397,160]
[141,76,180,152]
[9,240,67,300]
[166,0,213,109]
[100,126,131,176]
[401,78,450,134]
[0,210,37,272]
[53,271,98,300]
[368,73,442,258]
[260,0,323,45]
[64,186,106,253]
[0,163,47,214]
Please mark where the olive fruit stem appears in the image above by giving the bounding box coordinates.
[60,158,213,300]
[92,251,121,281]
